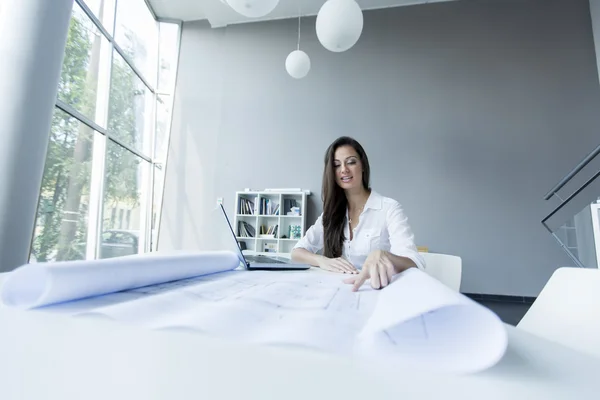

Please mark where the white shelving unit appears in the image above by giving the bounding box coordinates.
[233,190,309,255]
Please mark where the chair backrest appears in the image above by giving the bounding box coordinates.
[517,267,600,358]
[420,252,462,292]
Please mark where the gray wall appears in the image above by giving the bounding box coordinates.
[160,0,600,296]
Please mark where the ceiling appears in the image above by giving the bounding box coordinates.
[147,0,456,28]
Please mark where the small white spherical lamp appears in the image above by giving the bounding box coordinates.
[316,0,363,52]
[285,50,311,79]
[225,0,279,18]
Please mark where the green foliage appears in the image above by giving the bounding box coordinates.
[31,12,144,262]
[105,52,143,210]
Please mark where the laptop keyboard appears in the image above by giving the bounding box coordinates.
[245,255,287,264]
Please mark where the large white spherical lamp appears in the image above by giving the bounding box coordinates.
[225,0,279,18]
[316,0,363,52]
[285,50,311,79]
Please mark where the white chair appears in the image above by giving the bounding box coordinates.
[419,252,462,292]
[517,267,600,358]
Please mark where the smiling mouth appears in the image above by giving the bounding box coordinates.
[341,176,353,183]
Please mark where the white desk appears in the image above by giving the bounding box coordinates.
[0,275,599,399]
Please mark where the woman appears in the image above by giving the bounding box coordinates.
[291,136,425,291]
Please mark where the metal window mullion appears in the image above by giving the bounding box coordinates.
[56,99,107,135]
[145,17,162,252]
[152,21,183,251]
[141,34,159,252]
[136,160,152,255]
[57,83,154,161]
[85,13,116,260]
[106,136,152,163]
[153,20,162,162]
[74,0,114,42]
[87,133,108,260]
[111,0,118,38]
[148,19,161,253]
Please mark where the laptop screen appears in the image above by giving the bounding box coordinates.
[218,204,248,268]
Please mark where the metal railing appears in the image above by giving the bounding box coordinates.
[541,142,600,268]
[543,143,600,201]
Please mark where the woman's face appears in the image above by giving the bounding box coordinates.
[333,145,363,190]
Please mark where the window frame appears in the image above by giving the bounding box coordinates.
[29,0,181,262]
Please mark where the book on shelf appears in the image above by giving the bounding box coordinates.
[238,197,256,215]
[289,225,301,239]
[238,221,255,237]
[259,224,278,237]
[260,198,279,215]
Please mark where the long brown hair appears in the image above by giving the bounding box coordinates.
[321,137,370,258]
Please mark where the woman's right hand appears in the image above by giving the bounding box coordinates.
[317,257,359,274]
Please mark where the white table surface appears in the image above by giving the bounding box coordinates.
[1,274,599,399]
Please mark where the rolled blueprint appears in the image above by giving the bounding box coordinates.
[0,251,240,309]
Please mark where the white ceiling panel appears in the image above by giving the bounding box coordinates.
[147,0,457,27]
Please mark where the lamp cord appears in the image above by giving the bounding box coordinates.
[297,14,301,50]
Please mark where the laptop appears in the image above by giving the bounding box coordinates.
[219,204,310,271]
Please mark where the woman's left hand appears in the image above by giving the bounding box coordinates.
[343,249,395,292]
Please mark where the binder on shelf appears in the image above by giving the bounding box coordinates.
[238,221,255,238]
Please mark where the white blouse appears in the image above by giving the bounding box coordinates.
[293,191,426,270]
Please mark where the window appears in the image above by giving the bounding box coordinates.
[152,22,179,240]
[31,1,179,263]
[57,3,111,125]
[155,94,171,161]
[101,139,150,256]
[82,0,116,35]
[155,23,179,161]
[30,108,97,262]
[158,22,179,93]
[114,0,158,86]
[100,230,139,259]
[108,51,153,155]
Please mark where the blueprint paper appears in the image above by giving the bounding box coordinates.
[76,271,378,354]
[1,253,508,373]
[42,268,506,373]
[0,251,240,309]
[357,268,507,373]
